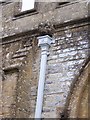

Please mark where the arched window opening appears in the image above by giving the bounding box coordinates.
[21,0,35,12]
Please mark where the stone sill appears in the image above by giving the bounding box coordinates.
[13,9,38,20]
[0,1,12,5]
[56,1,79,9]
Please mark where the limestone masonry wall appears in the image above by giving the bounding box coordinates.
[0,0,89,118]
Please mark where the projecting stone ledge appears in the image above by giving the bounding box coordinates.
[3,63,22,72]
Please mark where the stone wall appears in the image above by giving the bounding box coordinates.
[2,34,39,118]
[0,0,89,118]
[42,24,89,118]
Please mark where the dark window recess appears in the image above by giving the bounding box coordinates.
[59,2,70,6]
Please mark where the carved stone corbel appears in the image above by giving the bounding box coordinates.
[38,22,55,37]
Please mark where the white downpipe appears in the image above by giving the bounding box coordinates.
[35,35,53,120]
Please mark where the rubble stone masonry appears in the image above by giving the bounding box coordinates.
[0,0,89,118]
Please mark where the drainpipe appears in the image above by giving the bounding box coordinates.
[35,35,53,119]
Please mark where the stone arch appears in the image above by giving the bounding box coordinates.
[62,60,90,118]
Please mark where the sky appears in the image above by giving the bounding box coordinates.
[21,0,35,11]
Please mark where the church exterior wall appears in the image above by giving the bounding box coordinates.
[0,0,89,118]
